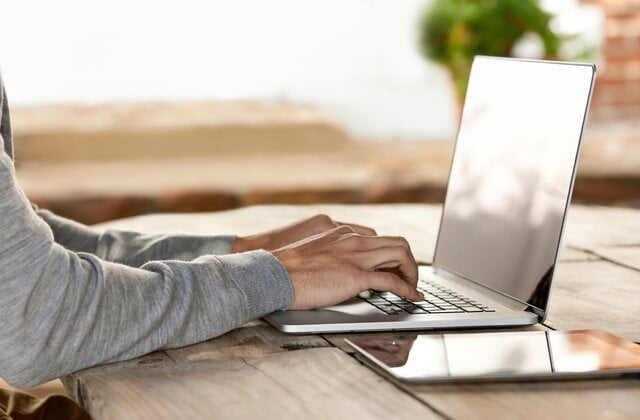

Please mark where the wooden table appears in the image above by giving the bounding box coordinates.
[62,204,640,419]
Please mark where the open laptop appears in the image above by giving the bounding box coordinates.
[265,56,596,334]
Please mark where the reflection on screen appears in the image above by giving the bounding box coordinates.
[434,57,594,311]
[351,330,640,381]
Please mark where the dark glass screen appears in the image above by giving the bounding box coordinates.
[349,330,640,382]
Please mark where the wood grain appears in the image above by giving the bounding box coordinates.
[406,379,640,420]
[165,319,330,363]
[563,205,640,249]
[591,246,640,271]
[76,348,440,420]
[558,247,599,262]
[545,261,640,342]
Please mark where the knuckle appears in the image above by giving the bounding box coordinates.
[336,225,356,234]
[313,214,334,225]
[394,236,410,247]
[346,232,361,241]
[402,246,412,259]
[392,244,410,258]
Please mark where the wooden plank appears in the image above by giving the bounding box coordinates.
[406,378,640,420]
[590,246,640,272]
[545,261,640,342]
[563,205,640,249]
[62,350,176,403]
[75,347,441,420]
[558,247,600,262]
[165,319,330,363]
[63,319,329,401]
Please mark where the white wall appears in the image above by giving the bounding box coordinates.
[0,0,600,140]
[0,0,459,139]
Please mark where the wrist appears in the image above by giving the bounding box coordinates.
[232,234,266,253]
[232,236,247,253]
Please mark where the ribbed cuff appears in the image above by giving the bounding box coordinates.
[217,249,295,317]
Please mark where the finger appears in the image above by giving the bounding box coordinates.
[341,235,418,272]
[331,234,418,285]
[366,246,418,287]
[335,220,377,236]
[363,271,423,301]
[359,246,419,287]
[383,236,417,267]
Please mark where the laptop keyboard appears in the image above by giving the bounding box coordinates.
[361,282,495,315]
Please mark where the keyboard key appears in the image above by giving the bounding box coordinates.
[428,309,459,313]
[385,296,405,302]
[367,297,386,302]
[365,285,494,315]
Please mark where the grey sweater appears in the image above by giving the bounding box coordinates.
[0,76,294,388]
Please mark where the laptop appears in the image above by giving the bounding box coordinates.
[265,56,596,334]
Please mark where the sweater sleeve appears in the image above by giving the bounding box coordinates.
[35,207,237,266]
[0,149,294,389]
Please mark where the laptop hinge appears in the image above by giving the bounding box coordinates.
[431,265,540,316]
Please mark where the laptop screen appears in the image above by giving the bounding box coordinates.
[433,57,594,313]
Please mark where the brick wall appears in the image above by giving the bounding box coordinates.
[582,0,640,120]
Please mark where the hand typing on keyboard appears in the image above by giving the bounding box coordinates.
[362,283,495,315]
[273,225,422,309]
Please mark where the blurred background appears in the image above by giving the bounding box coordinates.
[1,0,639,225]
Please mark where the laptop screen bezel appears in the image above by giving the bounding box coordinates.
[431,56,596,320]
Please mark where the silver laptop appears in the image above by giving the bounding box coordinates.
[265,56,596,334]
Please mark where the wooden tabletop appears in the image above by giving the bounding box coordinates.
[62,204,640,419]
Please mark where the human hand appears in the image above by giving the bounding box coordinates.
[272,225,422,310]
[232,214,376,253]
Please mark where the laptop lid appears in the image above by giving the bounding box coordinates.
[433,56,595,319]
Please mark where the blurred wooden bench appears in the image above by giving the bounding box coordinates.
[12,103,640,224]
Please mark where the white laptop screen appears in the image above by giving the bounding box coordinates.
[433,57,595,312]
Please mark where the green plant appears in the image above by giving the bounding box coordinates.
[420,0,561,102]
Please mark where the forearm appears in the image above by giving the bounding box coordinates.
[2,156,293,388]
[96,229,236,266]
[35,206,237,265]
[1,238,293,389]
[34,207,100,254]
